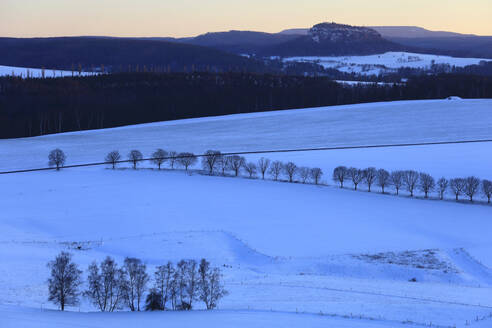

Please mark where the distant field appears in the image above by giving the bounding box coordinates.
[283,51,492,75]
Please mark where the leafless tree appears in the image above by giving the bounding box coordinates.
[168,151,178,169]
[464,176,481,202]
[244,162,257,178]
[176,260,190,309]
[347,167,363,190]
[217,156,231,176]
[198,259,227,310]
[105,151,121,169]
[128,150,143,169]
[122,257,149,311]
[482,179,492,203]
[310,168,323,185]
[257,158,271,179]
[169,272,179,310]
[154,262,174,311]
[437,177,448,200]
[47,252,82,311]
[298,167,310,183]
[48,148,66,170]
[333,166,348,188]
[390,171,404,195]
[185,260,198,309]
[363,167,377,192]
[201,150,222,175]
[419,173,435,198]
[229,155,245,177]
[152,149,168,170]
[207,268,228,309]
[284,162,297,183]
[450,178,466,201]
[269,161,283,181]
[403,170,419,197]
[376,169,390,193]
[178,152,197,171]
[85,257,126,312]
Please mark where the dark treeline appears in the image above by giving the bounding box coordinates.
[1,72,491,139]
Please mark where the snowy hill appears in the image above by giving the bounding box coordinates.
[1,99,492,327]
[283,51,492,76]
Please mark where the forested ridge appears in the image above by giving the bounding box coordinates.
[0,72,490,139]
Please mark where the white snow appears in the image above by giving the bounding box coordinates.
[1,99,492,327]
[284,52,492,76]
[0,65,96,78]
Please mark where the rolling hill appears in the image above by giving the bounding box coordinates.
[1,99,492,327]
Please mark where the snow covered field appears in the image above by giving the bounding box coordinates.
[1,99,492,327]
[284,52,492,76]
[0,65,95,78]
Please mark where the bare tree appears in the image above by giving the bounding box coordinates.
[257,158,271,180]
[201,150,222,175]
[269,161,283,181]
[85,257,126,312]
[347,167,363,190]
[217,156,231,176]
[122,257,149,311]
[105,151,121,169]
[419,173,435,198]
[376,169,390,193]
[298,167,310,183]
[48,148,66,170]
[198,259,227,310]
[168,151,178,169]
[363,167,377,192]
[207,268,228,309]
[310,168,323,185]
[178,152,197,171]
[450,178,466,201]
[403,170,419,197]
[229,155,245,177]
[482,179,492,203]
[437,177,449,200]
[152,149,168,170]
[464,176,481,202]
[185,260,198,309]
[333,166,348,188]
[154,262,174,311]
[47,252,82,311]
[176,260,190,309]
[244,162,257,178]
[284,162,297,183]
[128,150,143,169]
[169,272,179,310]
[390,171,404,195]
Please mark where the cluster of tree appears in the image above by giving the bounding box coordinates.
[2,72,491,138]
[332,166,492,203]
[47,252,227,312]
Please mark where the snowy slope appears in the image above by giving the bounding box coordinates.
[1,99,491,180]
[283,52,492,75]
[2,99,492,327]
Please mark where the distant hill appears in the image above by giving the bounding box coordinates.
[371,26,476,38]
[179,23,403,57]
[265,23,403,56]
[0,37,267,72]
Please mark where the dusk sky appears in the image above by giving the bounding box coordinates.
[1,0,491,37]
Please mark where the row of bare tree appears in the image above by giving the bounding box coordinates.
[47,252,227,312]
[332,166,492,203]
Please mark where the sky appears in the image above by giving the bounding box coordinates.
[1,0,491,37]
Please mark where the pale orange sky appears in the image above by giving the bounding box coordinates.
[1,0,491,37]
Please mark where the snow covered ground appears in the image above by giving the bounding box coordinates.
[1,99,492,327]
[284,52,492,76]
[0,65,96,78]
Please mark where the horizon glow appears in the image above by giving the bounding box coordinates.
[1,0,491,37]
